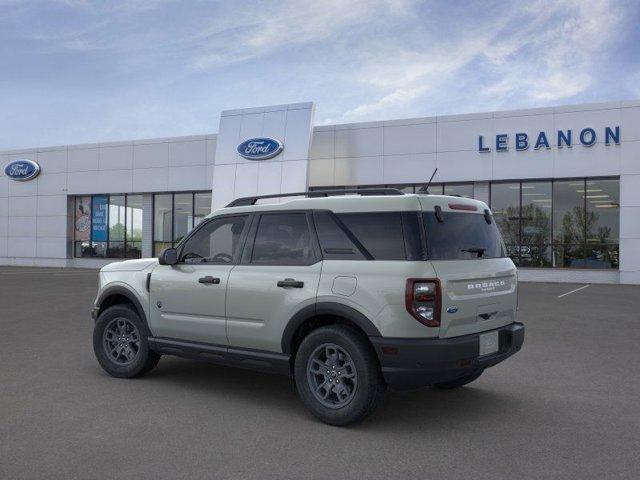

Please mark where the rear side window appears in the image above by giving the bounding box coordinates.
[336,212,406,260]
[313,211,366,260]
[251,213,314,265]
[423,211,506,260]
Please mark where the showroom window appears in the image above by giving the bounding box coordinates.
[152,191,212,256]
[490,178,619,269]
[73,194,144,259]
[490,182,521,264]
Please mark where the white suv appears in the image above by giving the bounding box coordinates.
[91,188,524,425]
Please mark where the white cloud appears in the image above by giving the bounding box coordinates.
[335,0,625,122]
[0,0,634,149]
[478,0,623,106]
[190,0,416,70]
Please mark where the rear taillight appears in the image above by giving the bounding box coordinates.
[405,279,441,327]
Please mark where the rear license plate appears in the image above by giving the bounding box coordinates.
[479,331,499,357]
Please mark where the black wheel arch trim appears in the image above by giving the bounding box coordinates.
[281,302,382,354]
[95,285,152,337]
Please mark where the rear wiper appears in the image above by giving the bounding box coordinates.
[461,247,486,258]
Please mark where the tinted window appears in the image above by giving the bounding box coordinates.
[490,182,520,264]
[553,180,586,268]
[584,179,619,269]
[337,212,406,260]
[180,216,248,264]
[314,211,366,260]
[251,213,314,265]
[520,181,552,267]
[423,212,505,260]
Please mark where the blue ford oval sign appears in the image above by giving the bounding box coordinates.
[4,159,41,181]
[237,137,283,160]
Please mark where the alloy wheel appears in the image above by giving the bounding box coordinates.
[103,317,141,366]
[307,343,358,409]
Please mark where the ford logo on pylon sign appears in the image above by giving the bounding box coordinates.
[4,159,41,181]
[237,137,283,160]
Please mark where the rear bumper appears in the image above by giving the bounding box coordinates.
[370,322,524,390]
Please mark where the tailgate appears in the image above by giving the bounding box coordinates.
[431,258,517,338]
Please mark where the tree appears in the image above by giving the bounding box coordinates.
[109,223,125,241]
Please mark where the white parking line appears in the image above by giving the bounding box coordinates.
[557,284,590,298]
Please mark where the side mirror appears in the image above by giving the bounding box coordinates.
[158,247,178,266]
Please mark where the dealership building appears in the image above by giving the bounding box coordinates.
[1,100,639,284]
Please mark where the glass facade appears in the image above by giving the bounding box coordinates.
[73,179,619,270]
[74,194,144,259]
[153,191,212,256]
[491,178,619,269]
[314,178,618,269]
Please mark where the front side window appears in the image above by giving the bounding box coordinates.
[180,215,248,264]
[423,211,505,260]
[251,213,314,265]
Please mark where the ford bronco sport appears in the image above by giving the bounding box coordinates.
[92,188,524,425]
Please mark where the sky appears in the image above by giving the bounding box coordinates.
[1,0,639,150]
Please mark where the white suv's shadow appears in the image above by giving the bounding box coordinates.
[141,357,520,429]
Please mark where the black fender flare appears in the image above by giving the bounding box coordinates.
[95,285,152,337]
[281,302,382,354]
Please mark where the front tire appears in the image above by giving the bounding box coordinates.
[93,304,160,378]
[294,325,384,426]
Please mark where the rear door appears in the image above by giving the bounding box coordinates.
[421,207,517,338]
[226,211,322,353]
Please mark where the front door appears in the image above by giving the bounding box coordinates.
[149,214,250,345]
[226,212,322,353]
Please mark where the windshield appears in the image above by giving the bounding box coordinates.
[423,211,506,260]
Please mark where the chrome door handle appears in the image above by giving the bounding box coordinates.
[198,276,220,285]
[277,278,304,288]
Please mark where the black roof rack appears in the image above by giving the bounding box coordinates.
[225,188,405,208]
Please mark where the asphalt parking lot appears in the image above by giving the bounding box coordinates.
[1,267,639,480]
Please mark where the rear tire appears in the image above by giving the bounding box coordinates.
[93,304,160,378]
[294,325,384,426]
[434,370,483,389]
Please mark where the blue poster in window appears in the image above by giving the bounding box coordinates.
[91,195,108,242]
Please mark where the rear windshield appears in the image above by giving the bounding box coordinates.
[423,211,506,260]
